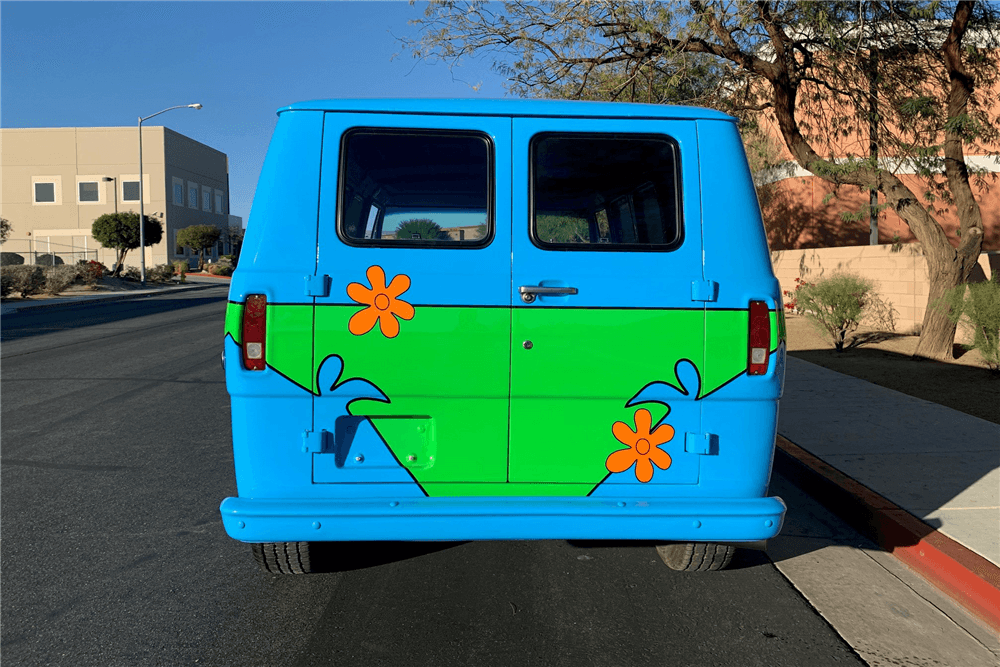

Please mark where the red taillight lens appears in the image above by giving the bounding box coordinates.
[748,300,770,376]
[242,294,267,371]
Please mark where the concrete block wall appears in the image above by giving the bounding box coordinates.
[771,245,997,335]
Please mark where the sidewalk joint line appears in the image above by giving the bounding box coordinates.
[861,543,1000,656]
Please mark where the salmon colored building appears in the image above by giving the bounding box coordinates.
[757,155,1000,251]
[753,73,1000,252]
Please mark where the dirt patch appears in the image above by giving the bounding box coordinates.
[785,314,1000,425]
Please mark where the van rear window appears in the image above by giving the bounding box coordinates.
[531,133,682,251]
[338,129,492,247]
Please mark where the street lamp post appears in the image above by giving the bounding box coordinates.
[138,103,202,284]
[102,176,117,214]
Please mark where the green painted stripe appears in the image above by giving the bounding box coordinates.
[268,304,315,392]
[224,303,243,344]
[242,303,760,493]
[422,483,596,498]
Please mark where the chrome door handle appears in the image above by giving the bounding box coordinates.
[519,285,578,303]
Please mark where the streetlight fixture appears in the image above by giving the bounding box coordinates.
[138,103,202,284]
[102,176,117,214]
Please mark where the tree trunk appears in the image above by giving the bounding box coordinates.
[915,250,962,359]
[113,248,128,277]
[913,0,985,360]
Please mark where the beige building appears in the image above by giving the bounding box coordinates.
[0,126,235,269]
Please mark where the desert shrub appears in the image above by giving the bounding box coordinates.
[44,265,79,295]
[148,264,175,283]
[172,260,188,283]
[2,265,45,298]
[783,277,812,315]
[76,260,104,287]
[938,275,1000,372]
[1,252,25,266]
[121,266,141,281]
[207,263,234,276]
[36,253,64,266]
[795,272,897,352]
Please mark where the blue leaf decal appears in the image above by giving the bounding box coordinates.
[316,354,389,404]
[626,359,702,408]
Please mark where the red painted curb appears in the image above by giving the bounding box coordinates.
[183,272,232,280]
[774,435,1000,632]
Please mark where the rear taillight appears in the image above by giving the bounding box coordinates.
[242,294,267,371]
[748,300,770,376]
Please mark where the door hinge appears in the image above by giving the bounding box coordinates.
[691,280,718,302]
[684,432,719,455]
[305,274,331,297]
[302,429,330,454]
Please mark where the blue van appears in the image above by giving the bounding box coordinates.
[221,99,786,574]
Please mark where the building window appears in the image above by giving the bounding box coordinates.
[79,182,100,203]
[122,181,141,202]
[34,182,56,203]
[202,186,212,212]
[214,190,223,215]
[173,177,184,206]
[188,183,198,209]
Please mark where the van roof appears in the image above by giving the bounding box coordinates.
[278,98,735,122]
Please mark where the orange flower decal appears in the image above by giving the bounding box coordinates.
[347,266,414,338]
[606,408,674,483]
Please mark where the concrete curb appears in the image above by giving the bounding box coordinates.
[774,434,1000,632]
[0,283,222,315]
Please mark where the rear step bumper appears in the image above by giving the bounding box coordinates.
[220,495,786,543]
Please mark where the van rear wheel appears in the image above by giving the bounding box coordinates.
[251,542,314,574]
[656,542,735,571]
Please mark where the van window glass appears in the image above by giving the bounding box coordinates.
[531,133,681,250]
[363,204,380,240]
[339,129,492,247]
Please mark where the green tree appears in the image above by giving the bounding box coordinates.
[394,218,451,241]
[177,225,222,271]
[91,212,163,277]
[403,0,1000,361]
[0,218,11,244]
[224,224,245,264]
[536,214,591,243]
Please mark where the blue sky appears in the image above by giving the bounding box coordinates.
[1,1,511,223]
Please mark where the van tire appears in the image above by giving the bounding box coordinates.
[251,542,314,574]
[656,542,735,571]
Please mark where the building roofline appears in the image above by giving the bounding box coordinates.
[0,126,225,158]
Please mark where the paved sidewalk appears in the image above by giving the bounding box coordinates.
[0,276,227,316]
[777,355,1000,628]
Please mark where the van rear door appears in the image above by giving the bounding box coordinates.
[312,113,513,494]
[508,117,706,492]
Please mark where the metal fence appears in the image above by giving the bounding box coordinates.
[1,239,99,266]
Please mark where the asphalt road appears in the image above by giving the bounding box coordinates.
[1,289,864,666]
